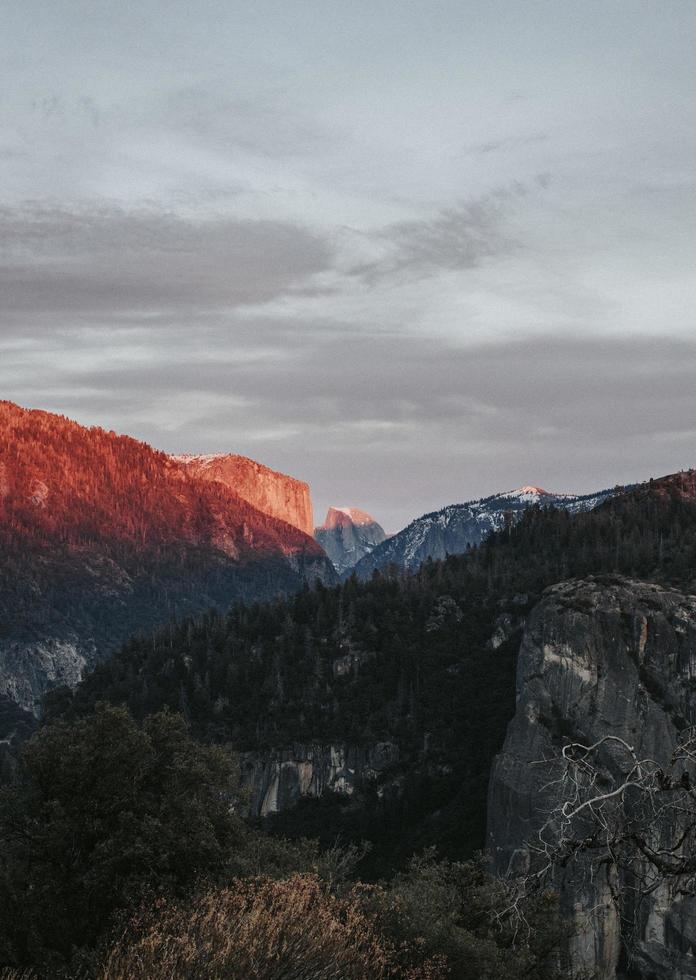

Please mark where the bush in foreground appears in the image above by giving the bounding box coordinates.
[97,857,565,980]
[98,873,446,980]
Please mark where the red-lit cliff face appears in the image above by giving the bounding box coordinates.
[0,401,322,561]
[0,401,333,720]
[319,507,377,530]
[173,453,314,536]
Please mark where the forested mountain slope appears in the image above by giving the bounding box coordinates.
[51,470,696,876]
[0,402,333,724]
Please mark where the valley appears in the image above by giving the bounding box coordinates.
[3,402,696,978]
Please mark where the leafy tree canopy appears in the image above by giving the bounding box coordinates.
[0,705,243,970]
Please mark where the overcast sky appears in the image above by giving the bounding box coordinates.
[2,1,696,530]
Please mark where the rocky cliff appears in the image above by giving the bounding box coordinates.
[488,576,696,979]
[314,507,387,575]
[241,741,399,817]
[173,453,314,535]
[353,485,620,579]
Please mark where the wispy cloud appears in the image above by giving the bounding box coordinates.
[153,86,333,159]
[347,185,530,284]
[467,131,549,155]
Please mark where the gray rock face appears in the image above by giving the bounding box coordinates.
[242,741,399,817]
[314,507,387,576]
[488,576,696,979]
[352,486,620,580]
[0,637,92,716]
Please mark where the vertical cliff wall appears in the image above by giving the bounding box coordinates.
[173,454,314,535]
[241,741,399,817]
[488,577,696,979]
[314,507,387,575]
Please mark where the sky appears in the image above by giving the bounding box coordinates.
[1,1,696,532]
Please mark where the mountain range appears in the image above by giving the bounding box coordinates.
[0,401,333,725]
[351,484,622,579]
[6,398,696,975]
[0,401,639,726]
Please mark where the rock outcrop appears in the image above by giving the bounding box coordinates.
[1,638,90,717]
[314,507,387,575]
[173,453,314,535]
[242,741,399,817]
[488,576,696,979]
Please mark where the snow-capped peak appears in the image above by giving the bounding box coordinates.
[498,486,579,503]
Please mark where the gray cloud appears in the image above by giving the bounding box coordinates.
[0,202,334,317]
[0,186,524,331]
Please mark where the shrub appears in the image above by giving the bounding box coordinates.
[374,851,567,980]
[97,873,447,980]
